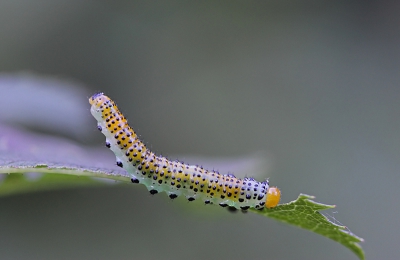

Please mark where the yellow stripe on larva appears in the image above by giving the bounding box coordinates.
[89,93,280,210]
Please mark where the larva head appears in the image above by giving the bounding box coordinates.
[265,186,281,209]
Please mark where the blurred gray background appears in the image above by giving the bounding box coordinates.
[1,1,399,259]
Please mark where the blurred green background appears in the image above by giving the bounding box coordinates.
[1,1,399,259]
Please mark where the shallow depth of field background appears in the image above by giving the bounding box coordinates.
[1,1,399,259]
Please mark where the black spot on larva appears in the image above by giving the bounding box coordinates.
[219,203,228,208]
[227,192,232,197]
[188,197,195,202]
[116,161,123,168]
[240,206,250,211]
[204,200,211,204]
[169,194,178,199]
[227,206,238,213]
[246,194,251,200]
[158,180,162,184]
[149,190,158,195]
[220,195,225,199]
[257,194,264,200]
[194,188,198,192]
[97,125,102,131]
[176,184,181,188]
[239,198,244,202]
[105,142,111,148]
[131,178,139,184]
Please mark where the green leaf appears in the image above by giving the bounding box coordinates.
[0,162,365,260]
[0,123,131,196]
[0,163,130,196]
[251,194,365,260]
[0,125,364,259]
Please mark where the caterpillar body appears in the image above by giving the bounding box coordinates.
[89,93,281,210]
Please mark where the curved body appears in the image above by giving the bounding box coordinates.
[89,93,280,210]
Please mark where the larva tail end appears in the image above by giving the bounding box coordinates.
[89,92,104,105]
[265,186,281,209]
